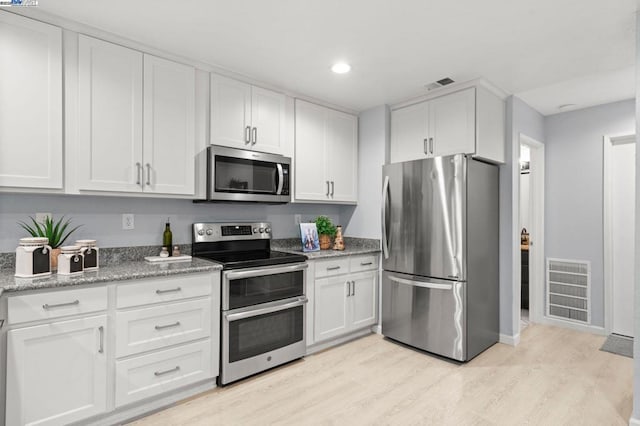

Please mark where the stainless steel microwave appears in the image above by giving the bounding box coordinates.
[206,145,291,203]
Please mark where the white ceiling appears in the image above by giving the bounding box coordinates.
[35,0,637,114]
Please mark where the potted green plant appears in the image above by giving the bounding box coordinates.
[314,215,336,250]
[18,216,82,270]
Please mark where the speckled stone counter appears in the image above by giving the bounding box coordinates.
[271,237,380,259]
[0,257,221,296]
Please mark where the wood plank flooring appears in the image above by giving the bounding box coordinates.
[130,324,633,425]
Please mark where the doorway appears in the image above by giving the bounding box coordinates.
[519,135,545,333]
[604,134,635,337]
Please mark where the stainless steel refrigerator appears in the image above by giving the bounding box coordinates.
[381,154,499,361]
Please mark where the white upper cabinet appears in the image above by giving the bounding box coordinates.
[77,35,144,192]
[143,54,196,195]
[0,12,63,190]
[390,84,505,164]
[210,74,285,154]
[76,35,196,195]
[294,99,358,204]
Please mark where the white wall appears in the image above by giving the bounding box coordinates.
[500,96,545,338]
[344,105,389,239]
[544,99,635,328]
[0,193,350,251]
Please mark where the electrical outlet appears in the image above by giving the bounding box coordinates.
[122,214,135,230]
[294,214,302,225]
[35,212,52,224]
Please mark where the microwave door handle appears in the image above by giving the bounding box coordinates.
[276,164,284,195]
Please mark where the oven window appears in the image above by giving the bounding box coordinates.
[229,270,304,309]
[228,305,303,363]
[215,155,277,194]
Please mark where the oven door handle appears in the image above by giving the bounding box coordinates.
[224,297,308,322]
[223,262,308,281]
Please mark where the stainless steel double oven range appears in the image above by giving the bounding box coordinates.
[192,222,307,385]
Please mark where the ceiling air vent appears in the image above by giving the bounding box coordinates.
[425,77,455,91]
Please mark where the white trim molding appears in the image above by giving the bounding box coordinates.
[603,133,636,335]
[628,416,640,426]
[499,333,521,346]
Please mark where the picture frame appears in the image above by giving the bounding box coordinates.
[299,223,320,252]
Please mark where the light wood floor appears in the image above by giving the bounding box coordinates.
[130,324,633,425]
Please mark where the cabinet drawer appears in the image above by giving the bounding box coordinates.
[115,298,212,358]
[115,339,212,407]
[349,255,379,273]
[314,258,350,278]
[117,274,212,308]
[8,286,107,325]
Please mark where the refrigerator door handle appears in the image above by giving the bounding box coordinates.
[381,175,390,259]
[388,275,453,291]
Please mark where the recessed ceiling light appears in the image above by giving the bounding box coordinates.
[331,63,351,74]
[558,103,577,111]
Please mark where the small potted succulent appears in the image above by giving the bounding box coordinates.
[18,216,82,270]
[314,215,336,250]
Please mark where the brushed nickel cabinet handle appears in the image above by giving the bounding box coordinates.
[423,138,428,154]
[326,181,330,197]
[330,181,334,196]
[136,162,142,185]
[252,127,257,145]
[327,266,341,271]
[154,366,180,376]
[346,281,350,297]
[155,321,181,330]
[156,287,182,295]
[98,326,104,354]
[360,262,373,266]
[245,126,251,143]
[43,300,79,310]
[145,163,151,186]
[351,281,355,296]
[429,137,434,154]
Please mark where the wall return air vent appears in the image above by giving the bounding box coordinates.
[546,258,591,324]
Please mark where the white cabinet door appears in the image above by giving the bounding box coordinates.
[6,315,108,426]
[429,88,475,157]
[250,86,285,154]
[143,54,195,195]
[210,74,251,149]
[390,101,428,163]
[78,35,143,192]
[0,13,63,189]
[327,110,358,203]
[294,99,329,201]
[350,271,378,330]
[314,276,349,342]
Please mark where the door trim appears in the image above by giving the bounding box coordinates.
[518,134,545,331]
[603,133,635,335]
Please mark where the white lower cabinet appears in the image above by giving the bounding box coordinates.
[115,339,212,407]
[312,255,379,345]
[6,315,108,426]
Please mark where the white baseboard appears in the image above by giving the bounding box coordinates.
[306,328,372,355]
[499,333,520,346]
[371,324,382,334]
[628,416,640,425]
[536,316,606,336]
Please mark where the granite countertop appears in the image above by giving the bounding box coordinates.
[0,258,221,296]
[271,237,380,260]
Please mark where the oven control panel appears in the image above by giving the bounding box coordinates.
[193,222,272,242]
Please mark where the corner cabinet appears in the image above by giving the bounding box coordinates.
[210,74,286,154]
[76,35,196,195]
[294,99,358,204]
[390,84,505,164]
[0,12,63,190]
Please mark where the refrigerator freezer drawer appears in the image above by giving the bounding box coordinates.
[381,271,466,361]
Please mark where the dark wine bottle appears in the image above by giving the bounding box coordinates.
[163,220,173,256]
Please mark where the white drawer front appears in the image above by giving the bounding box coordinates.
[115,298,212,358]
[349,255,379,273]
[8,286,107,325]
[314,258,350,278]
[117,274,212,308]
[115,339,212,408]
